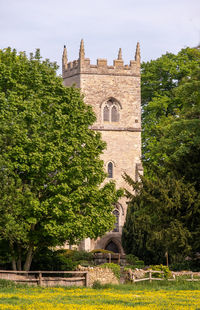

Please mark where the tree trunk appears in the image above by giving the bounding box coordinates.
[17,245,22,271]
[11,257,17,271]
[23,244,34,271]
[9,242,17,271]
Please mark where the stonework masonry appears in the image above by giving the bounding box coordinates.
[62,40,143,253]
[77,266,119,287]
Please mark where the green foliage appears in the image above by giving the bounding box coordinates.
[170,258,200,272]
[92,280,102,289]
[100,263,121,279]
[72,250,93,262]
[90,249,114,254]
[0,240,12,268]
[149,265,172,279]
[0,47,122,271]
[31,248,94,271]
[0,279,17,288]
[122,173,199,265]
[141,47,200,192]
[0,279,29,289]
[123,47,200,266]
[126,254,144,268]
[31,248,77,271]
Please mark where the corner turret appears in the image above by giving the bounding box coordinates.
[62,45,68,74]
[79,39,85,66]
[135,42,140,63]
[118,48,122,60]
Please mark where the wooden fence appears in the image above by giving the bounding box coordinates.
[0,270,89,287]
[131,270,200,283]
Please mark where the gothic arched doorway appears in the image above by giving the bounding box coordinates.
[105,240,119,253]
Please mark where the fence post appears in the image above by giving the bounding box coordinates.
[85,272,89,287]
[191,273,194,282]
[108,253,111,263]
[149,271,152,283]
[39,272,43,286]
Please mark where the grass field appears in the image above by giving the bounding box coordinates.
[0,280,200,309]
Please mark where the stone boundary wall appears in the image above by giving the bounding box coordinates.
[77,266,119,286]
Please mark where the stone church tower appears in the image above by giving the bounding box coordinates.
[62,40,143,253]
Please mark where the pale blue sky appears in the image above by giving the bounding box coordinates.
[0,0,199,74]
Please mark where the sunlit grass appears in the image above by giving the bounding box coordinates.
[0,280,199,309]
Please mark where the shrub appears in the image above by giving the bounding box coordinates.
[72,250,93,262]
[92,280,102,289]
[170,260,200,272]
[91,249,114,254]
[31,248,79,271]
[31,248,95,271]
[55,254,77,271]
[150,264,172,279]
[100,263,121,279]
[126,254,145,268]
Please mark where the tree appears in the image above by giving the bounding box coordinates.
[0,48,122,271]
[141,47,200,179]
[122,174,200,265]
[123,47,200,265]
[158,67,200,190]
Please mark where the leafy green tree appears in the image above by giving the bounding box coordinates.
[0,48,121,271]
[161,67,200,189]
[122,174,200,265]
[142,51,200,190]
[141,47,200,179]
[123,47,200,265]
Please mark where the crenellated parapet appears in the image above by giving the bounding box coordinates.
[62,39,141,80]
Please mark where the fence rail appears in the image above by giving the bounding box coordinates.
[131,270,200,283]
[0,270,89,287]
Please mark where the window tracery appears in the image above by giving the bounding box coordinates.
[107,162,113,178]
[102,98,121,122]
[113,209,120,232]
[111,106,118,122]
[103,105,109,121]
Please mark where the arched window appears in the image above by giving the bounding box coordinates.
[102,98,121,123]
[103,106,109,121]
[111,106,119,122]
[107,162,113,178]
[113,209,120,232]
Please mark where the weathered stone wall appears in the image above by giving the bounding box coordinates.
[78,266,119,286]
[63,74,80,87]
[81,74,141,129]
